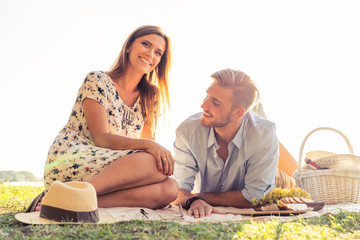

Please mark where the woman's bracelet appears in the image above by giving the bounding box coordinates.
[185,196,206,210]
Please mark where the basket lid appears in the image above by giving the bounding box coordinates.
[302,154,360,170]
[306,151,335,161]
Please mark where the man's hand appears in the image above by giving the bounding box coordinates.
[187,199,223,218]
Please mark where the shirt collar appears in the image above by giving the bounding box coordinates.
[206,113,247,149]
[231,119,245,149]
[207,127,217,148]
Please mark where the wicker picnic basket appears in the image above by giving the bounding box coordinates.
[293,127,360,204]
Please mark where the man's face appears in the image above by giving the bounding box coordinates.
[200,82,235,128]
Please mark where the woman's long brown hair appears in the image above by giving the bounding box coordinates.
[106,25,171,134]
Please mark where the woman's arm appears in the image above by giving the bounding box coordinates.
[83,98,174,175]
[141,122,155,140]
[83,98,148,150]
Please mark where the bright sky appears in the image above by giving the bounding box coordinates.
[1,0,360,179]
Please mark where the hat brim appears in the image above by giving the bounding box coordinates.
[15,209,119,225]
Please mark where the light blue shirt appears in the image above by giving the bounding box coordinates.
[173,111,279,202]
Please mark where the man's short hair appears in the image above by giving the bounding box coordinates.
[211,69,259,111]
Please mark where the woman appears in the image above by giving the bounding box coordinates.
[28,25,178,211]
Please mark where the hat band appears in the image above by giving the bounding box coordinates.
[40,205,99,223]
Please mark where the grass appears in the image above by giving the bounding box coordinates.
[1,184,360,239]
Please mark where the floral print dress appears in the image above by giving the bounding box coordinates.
[44,71,144,189]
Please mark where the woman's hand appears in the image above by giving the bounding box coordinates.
[143,139,175,176]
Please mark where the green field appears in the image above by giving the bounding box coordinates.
[1,184,360,239]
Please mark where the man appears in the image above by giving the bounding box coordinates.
[172,69,284,218]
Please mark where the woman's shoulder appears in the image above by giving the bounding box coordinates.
[83,71,111,85]
[85,70,108,79]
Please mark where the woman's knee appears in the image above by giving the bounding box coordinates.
[164,178,179,200]
[155,178,179,208]
[112,152,167,178]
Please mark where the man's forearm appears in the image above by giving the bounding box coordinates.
[172,189,253,208]
[194,191,252,208]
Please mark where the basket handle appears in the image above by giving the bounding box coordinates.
[298,127,354,171]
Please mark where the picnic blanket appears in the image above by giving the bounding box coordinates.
[95,202,360,224]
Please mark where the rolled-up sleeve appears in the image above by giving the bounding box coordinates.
[172,128,199,192]
[241,126,279,202]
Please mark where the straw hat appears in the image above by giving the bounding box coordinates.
[15,181,118,224]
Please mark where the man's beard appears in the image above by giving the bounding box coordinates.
[200,111,232,128]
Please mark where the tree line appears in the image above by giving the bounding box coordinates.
[0,170,41,182]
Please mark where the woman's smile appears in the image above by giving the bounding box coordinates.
[139,56,152,66]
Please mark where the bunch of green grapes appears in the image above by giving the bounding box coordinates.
[251,187,311,206]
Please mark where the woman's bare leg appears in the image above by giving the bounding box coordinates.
[97,178,179,209]
[86,152,167,195]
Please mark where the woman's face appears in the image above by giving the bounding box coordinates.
[127,34,166,74]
